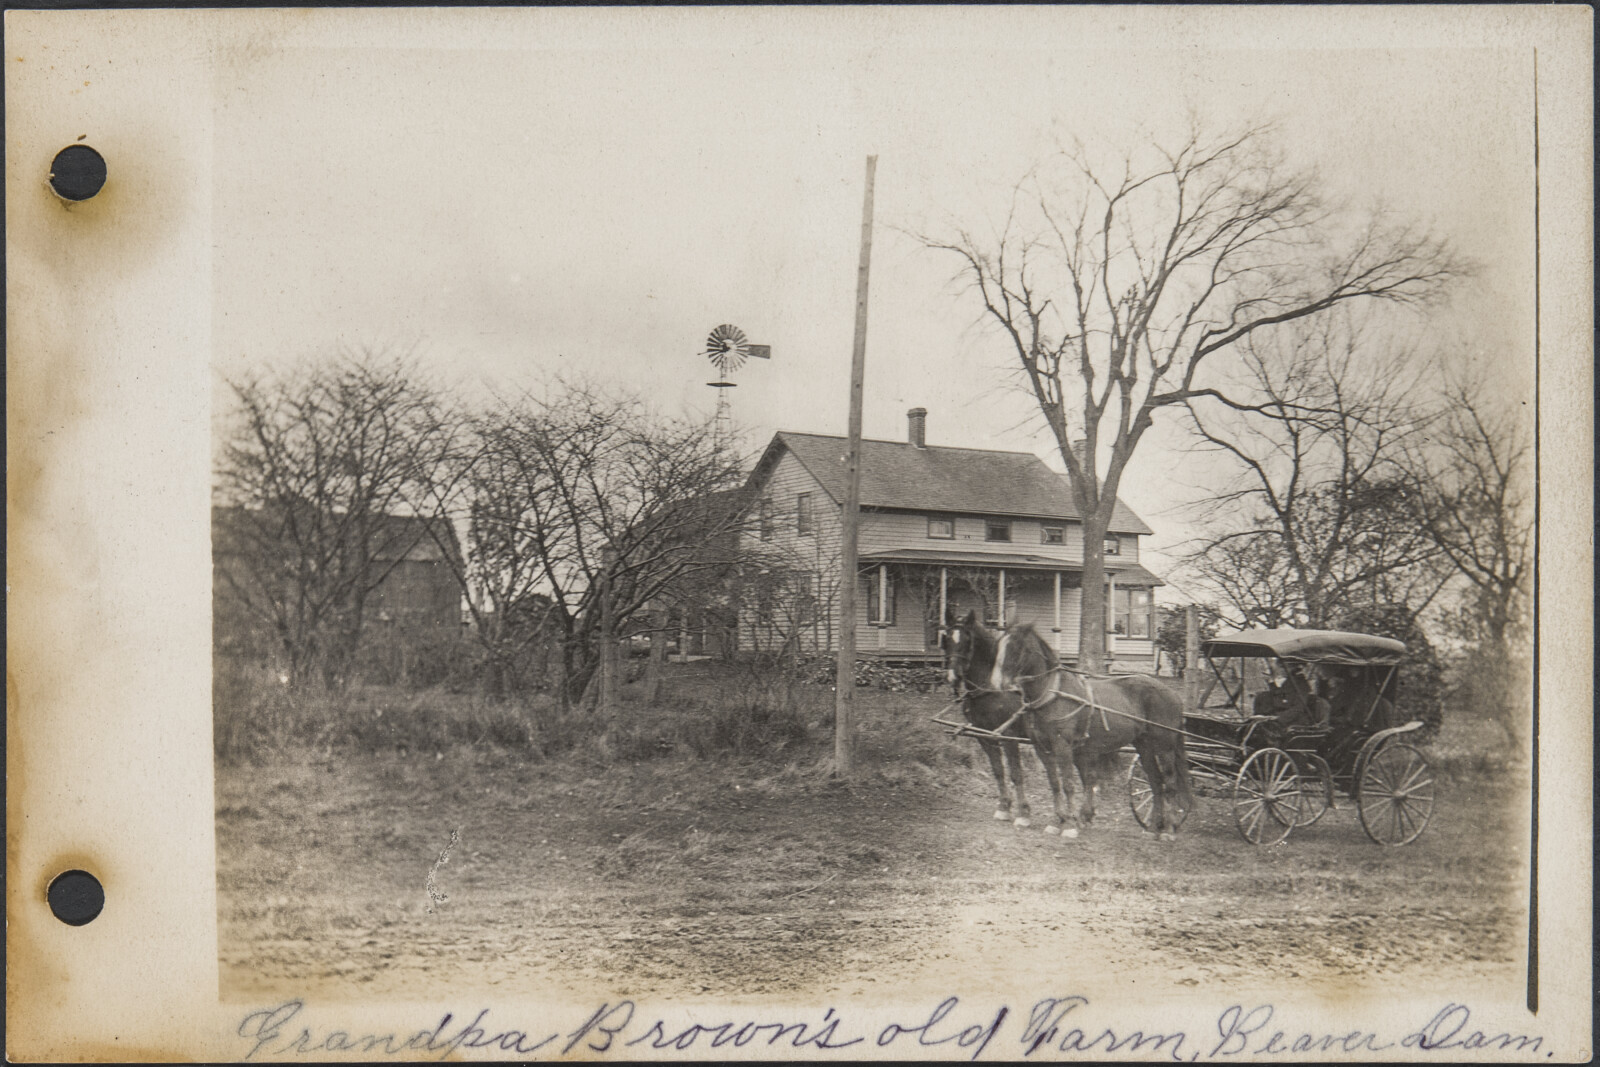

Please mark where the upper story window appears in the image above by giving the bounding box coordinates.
[759,498,774,541]
[1103,535,1121,556]
[985,519,1012,543]
[927,517,954,539]
[1041,525,1065,545]
[796,493,813,535]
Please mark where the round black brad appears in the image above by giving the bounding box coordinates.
[49,145,107,201]
[47,869,105,926]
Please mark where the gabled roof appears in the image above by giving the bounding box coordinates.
[753,431,1153,535]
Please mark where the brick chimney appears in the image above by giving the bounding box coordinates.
[907,407,928,448]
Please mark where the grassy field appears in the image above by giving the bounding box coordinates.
[215,661,1529,1004]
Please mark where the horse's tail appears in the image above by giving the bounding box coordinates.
[1169,716,1196,813]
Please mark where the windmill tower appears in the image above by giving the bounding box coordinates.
[701,323,769,452]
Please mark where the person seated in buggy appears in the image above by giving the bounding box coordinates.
[1251,662,1331,734]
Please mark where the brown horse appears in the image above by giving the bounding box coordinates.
[939,611,1072,832]
[994,623,1194,840]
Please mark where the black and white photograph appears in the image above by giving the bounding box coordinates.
[7,7,1592,1061]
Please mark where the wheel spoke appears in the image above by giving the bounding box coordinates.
[1397,800,1419,839]
[1359,744,1433,845]
[1396,760,1429,793]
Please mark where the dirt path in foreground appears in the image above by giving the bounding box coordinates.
[217,748,1526,1004]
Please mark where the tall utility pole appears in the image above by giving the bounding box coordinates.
[834,155,876,779]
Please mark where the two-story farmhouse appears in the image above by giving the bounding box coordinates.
[739,408,1162,668]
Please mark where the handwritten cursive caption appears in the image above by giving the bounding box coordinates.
[237,997,1548,1061]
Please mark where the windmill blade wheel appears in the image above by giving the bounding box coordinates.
[704,324,750,376]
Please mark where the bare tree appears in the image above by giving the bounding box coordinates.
[922,120,1463,668]
[1411,373,1533,649]
[1180,319,1453,629]
[1408,372,1534,744]
[447,380,749,709]
[213,349,465,687]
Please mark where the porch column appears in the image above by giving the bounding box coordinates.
[939,567,948,626]
[1106,571,1118,662]
[997,568,1006,626]
[877,563,888,651]
[1053,571,1063,655]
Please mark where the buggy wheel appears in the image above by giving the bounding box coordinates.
[1127,754,1191,833]
[1233,748,1302,845]
[1357,742,1434,845]
[1128,754,1155,830]
[1292,753,1334,827]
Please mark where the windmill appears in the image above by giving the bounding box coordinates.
[702,323,769,450]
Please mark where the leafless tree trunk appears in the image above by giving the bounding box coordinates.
[1408,371,1534,745]
[919,121,1464,669]
[644,601,667,703]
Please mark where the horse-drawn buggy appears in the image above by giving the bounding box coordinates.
[934,614,1433,847]
[1147,628,1435,846]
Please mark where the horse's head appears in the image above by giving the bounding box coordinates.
[939,609,987,692]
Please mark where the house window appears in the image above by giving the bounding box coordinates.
[927,517,954,539]
[796,493,813,535]
[792,578,817,626]
[985,520,1011,542]
[865,570,897,625]
[1103,535,1121,556]
[1112,587,1153,638]
[1041,525,1064,545]
[759,498,774,541]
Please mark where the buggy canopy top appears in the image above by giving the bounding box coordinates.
[1201,628,1407,667]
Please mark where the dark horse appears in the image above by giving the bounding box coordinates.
[939,611,1072,832]
[994,623,1194,840]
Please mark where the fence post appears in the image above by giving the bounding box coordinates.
[1184,604,1200,714]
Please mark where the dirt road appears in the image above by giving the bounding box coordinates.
[217,741,1526,1004]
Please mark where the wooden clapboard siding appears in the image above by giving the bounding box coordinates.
[739,449,843,655]
[1105,532,1140,563]
[851,567,934,653]
[740,449,843,559]
[857,508,1085,562]
[1110,637,1158,673]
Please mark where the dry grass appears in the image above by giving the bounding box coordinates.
[213,656,967,777]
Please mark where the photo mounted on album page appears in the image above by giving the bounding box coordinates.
[6,6,1592,1061]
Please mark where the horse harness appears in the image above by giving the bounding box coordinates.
[1008,664,1113,740]
[951,667,1108,743]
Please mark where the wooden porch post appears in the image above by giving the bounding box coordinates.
[1106,571,1118,663]
[997,568,1006,626]
[1053,571,1063,655]
[877,563,888,651]
[939,566,948,625]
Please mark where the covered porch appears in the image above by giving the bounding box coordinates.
[854,551,1162,668]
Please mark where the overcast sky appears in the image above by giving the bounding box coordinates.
[210,10,1537,591]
